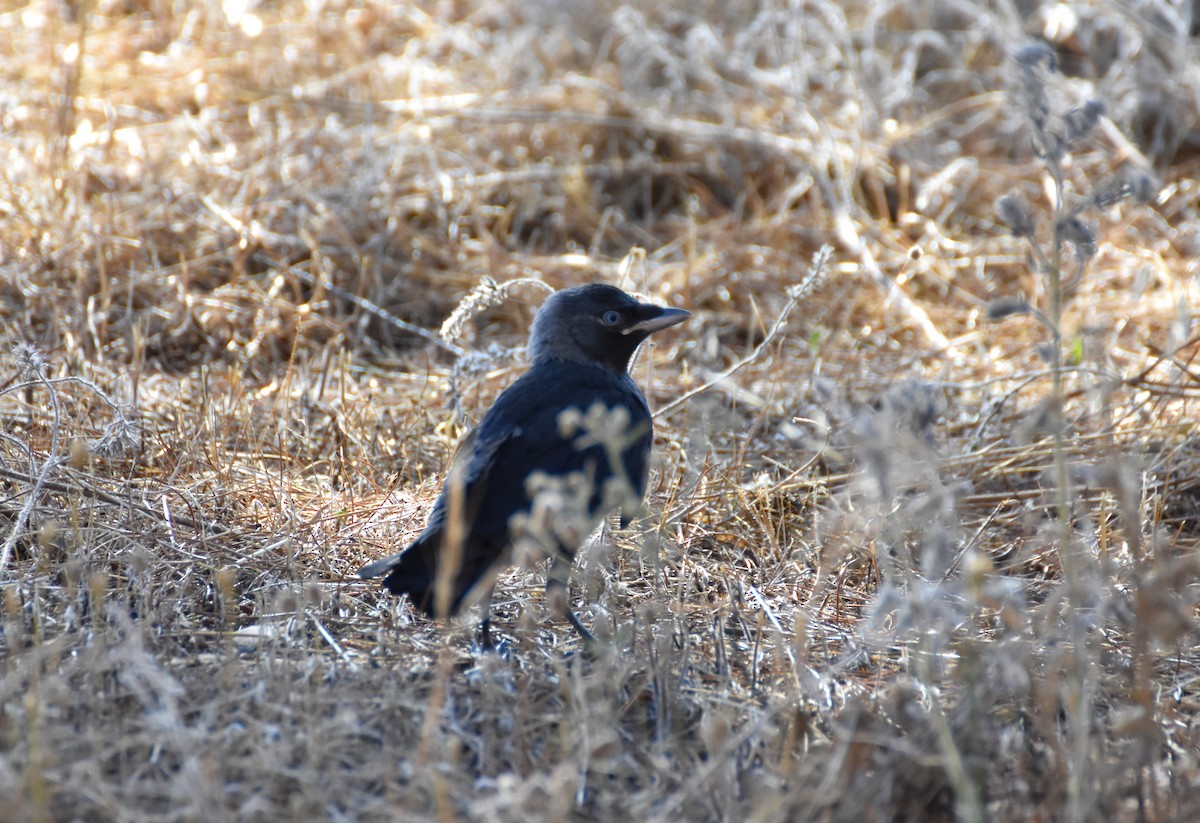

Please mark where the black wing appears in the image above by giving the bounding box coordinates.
[359,360,653,612]
[459,360,652,543]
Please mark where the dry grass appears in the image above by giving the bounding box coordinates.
[3,1,1200,820]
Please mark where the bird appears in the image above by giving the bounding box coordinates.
[358,283,690,646]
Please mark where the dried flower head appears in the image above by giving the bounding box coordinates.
[787,246,831,301]
[1065,99,1105,142]
[1014,42,1056,141]
[440,276,507,343]
[11,343,48,379]
[1124,168,1160,204]
[1090,167,1160,210]
[1057,215,1097,262]
[90,415,143,458]
[997,193,1039,239]
[985,296,1032,321]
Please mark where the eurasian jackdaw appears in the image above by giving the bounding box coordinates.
[358,283,689,644]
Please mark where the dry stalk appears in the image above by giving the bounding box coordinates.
[656,245,830,420]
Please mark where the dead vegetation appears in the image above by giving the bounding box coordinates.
[2,1,1200,820]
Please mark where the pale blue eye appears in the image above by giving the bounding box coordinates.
[602,310,621,326]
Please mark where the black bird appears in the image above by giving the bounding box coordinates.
[358,283,689,644]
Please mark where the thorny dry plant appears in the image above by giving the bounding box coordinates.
[2,2,1200,821]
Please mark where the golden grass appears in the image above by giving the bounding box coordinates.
[3,1,1200,820]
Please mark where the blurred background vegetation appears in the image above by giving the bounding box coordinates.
[1,2,1199,820]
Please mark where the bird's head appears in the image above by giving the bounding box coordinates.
[528,284,690,373]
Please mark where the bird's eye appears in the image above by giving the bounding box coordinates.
[601,310,622,327]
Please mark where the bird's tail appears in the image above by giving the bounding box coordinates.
[357,547,434,614]
[356,553,403,580]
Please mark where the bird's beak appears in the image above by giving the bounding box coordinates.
[623,306,691,335]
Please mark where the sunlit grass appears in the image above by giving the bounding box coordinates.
[1,2,1198,820]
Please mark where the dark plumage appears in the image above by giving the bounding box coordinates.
[358,283,689,643]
